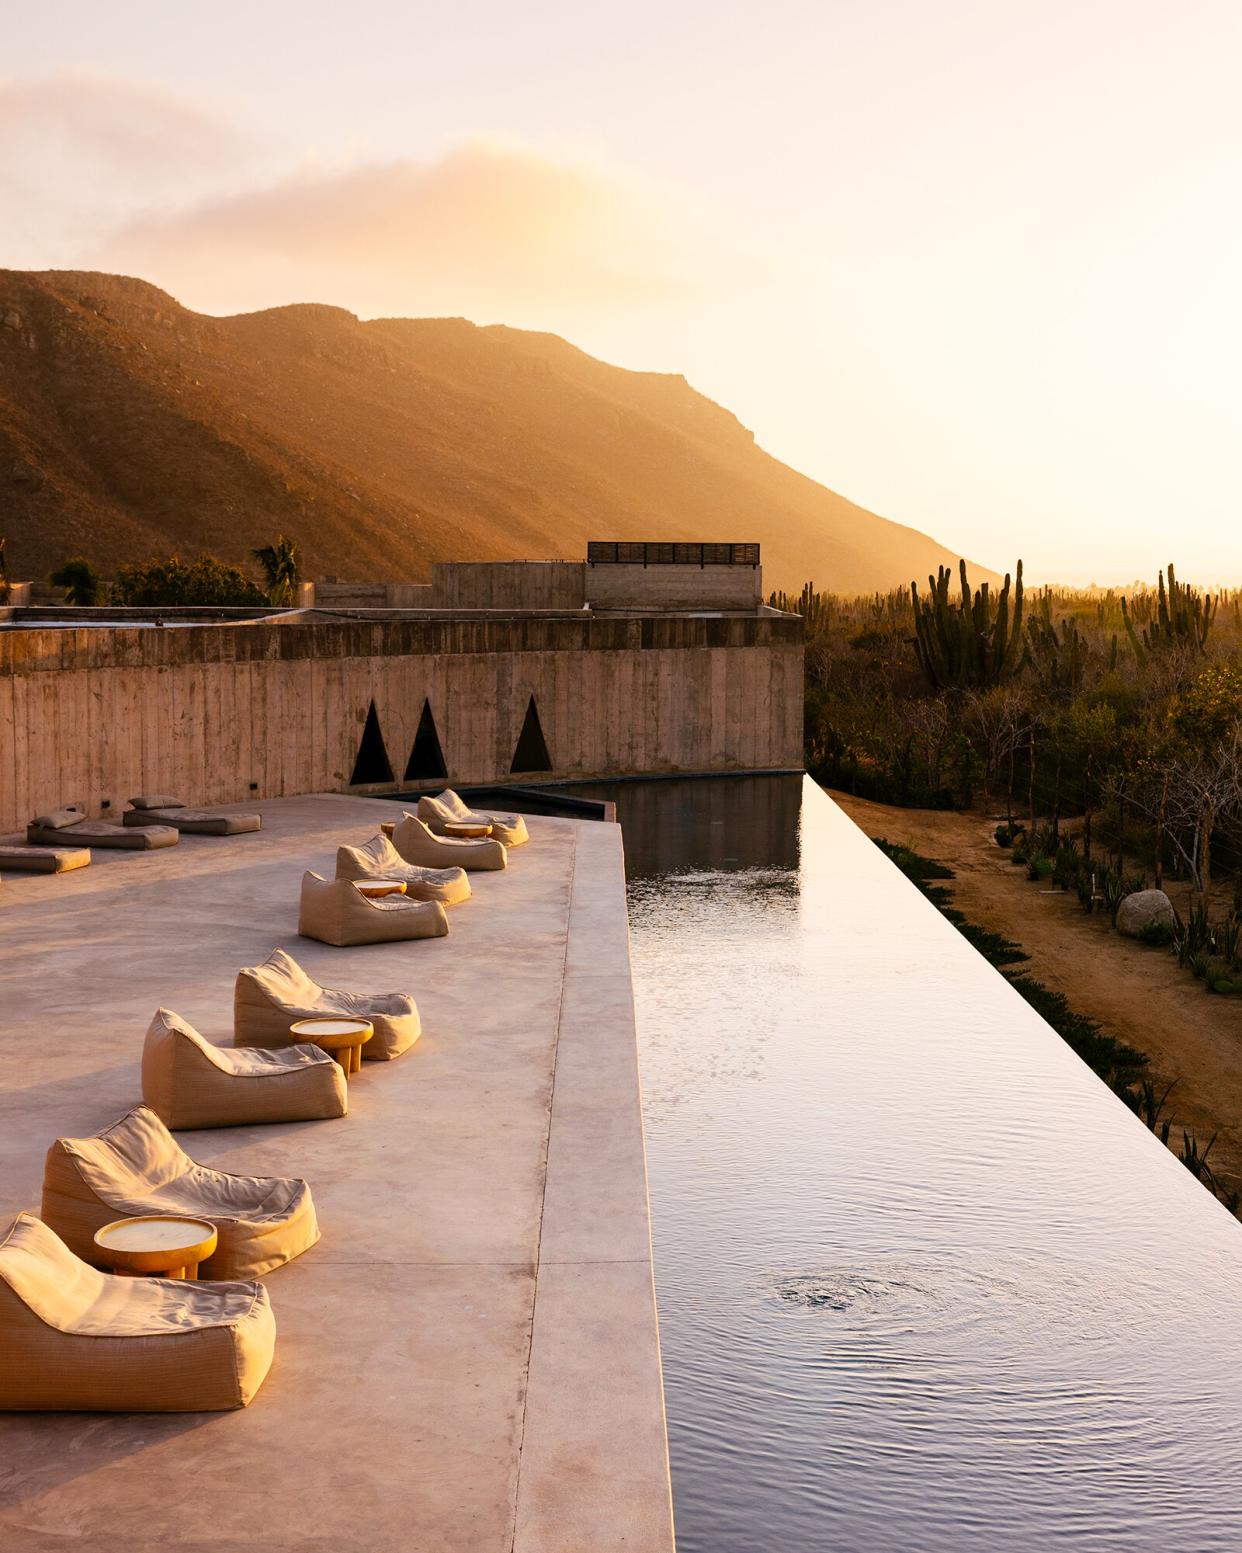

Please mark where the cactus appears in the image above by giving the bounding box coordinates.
[911,559,1024,688]
[1025,593,1086,690]
[1121,563,1215,660]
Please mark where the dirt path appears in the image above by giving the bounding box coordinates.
[830,789,1242,1194]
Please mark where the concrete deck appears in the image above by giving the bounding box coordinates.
[0,798,674,1552]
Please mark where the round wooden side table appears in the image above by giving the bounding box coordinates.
[444,820,493,838]
[290,1015,374,1076]
[379,821,396,838]
[355,879,407,899]
[94,1215,218,1279]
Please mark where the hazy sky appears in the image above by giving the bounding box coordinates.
[4,1,1241,585]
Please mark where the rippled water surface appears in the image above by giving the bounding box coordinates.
[582,775,1242,1552]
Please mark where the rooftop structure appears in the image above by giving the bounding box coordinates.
[0,548,802,838]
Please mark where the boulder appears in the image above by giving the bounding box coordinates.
[1116,889,1176,938]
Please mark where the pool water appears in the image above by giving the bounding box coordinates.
[587,775,1242,1552]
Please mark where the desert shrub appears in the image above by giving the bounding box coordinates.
[111,553,268,608]
[1136,919,1173,947]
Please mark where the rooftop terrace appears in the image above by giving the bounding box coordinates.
[0,796,673,1552]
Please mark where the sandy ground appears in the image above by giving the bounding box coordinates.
[830,790,1242,1195]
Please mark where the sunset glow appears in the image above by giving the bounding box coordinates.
[4,0,1241,583]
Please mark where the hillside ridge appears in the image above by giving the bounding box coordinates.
[0,268,998,593]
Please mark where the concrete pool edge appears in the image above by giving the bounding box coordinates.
[515,818,677,1551]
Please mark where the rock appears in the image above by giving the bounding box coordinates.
[3,309,23,331]
[1116,889,1176,938]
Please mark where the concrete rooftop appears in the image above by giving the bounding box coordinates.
[0,796,674,1552]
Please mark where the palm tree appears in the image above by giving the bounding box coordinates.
[50,556,102,606]
[252,534,302,607]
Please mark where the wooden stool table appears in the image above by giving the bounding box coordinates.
[290,1015,373,1076]
[93,1215,218,1279]
[443,820,493,838]
[355,878,407,899]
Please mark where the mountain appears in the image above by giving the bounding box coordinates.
[0,270,998,595]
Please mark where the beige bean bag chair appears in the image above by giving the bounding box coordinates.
[0,1213,274,1411]
[391,813,507,872]
[235,947,420,1061]
[299,870,450,947]
[0,845,90,873]
[336,831,471,907]
[125,793,261,836]
[27,804,178,850]
[142,1007,347,1128]
[418,789,530,847]
[42,1104,320,1281]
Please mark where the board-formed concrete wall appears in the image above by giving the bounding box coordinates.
[0,613,803,831]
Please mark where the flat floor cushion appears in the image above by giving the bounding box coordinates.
[27,817,178,850]
[0,846,90,874]
[0,1213,275,1411]
[124,807,261,836]
[41,1105,320,1281]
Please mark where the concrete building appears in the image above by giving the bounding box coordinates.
[0,548,802,836]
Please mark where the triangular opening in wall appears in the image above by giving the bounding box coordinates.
[404,699,448,782]
[350,699,395,785]
[510,694,552,774]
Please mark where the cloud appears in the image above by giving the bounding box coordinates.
[99,141,728,316]
[0,73,756,321]
[0,72,247,181]
[0,72,252,266]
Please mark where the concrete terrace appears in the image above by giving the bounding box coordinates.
[0,797,674,1553]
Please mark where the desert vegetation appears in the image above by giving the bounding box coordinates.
[23,538,303,610]
[778,562,1242,940]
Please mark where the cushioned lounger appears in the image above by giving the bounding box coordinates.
[125,794,261,835]
[42,1104,320,1281]
[335,832,471,906]
[298,871,450,947]
[391,813,507,872]
[417,789,530,847]
[0,1213,275,1410]
[0,846,90,874]
[26,805,178,850]
[142,1008,347,1127]
[235,947,420,1060]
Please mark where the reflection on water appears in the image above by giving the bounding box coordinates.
[591,775,1242,1553]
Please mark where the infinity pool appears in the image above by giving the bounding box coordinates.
[586,775,1242,1552]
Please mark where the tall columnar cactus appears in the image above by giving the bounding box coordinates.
[1122,563,1215,661]
[911,559,1024,688]
[1026,593,1086,691]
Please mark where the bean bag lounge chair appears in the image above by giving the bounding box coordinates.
[335,831,471,907]
[298,871,450,947]
[0,1213,274,1411]
[391,813,507,873]
[27,804,178,850]
[41,1104,320,1281]
[417,789,530,847]
[141,1007,347,1128]
[0,845,90,874]
[234,947,420,1061]
[125,793,261,836]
